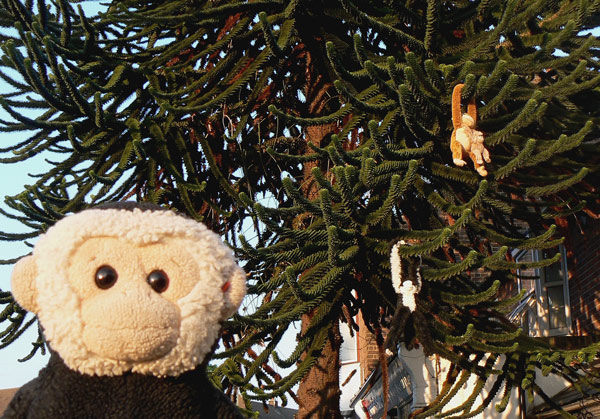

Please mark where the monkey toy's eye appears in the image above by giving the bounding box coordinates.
[147,270,169,293]
[95,265,118,290]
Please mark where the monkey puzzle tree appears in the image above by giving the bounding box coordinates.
[1,0,600,417]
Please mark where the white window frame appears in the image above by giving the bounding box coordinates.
[339,320,358,364]
[513,245,571,337]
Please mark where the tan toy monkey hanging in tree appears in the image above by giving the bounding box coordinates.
[450,83,491,176]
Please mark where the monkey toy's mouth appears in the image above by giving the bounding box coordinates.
[82,324,180,362]
[80,293,182,363]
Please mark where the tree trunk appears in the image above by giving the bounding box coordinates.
[296,122,342,418]
[297,315,342,418]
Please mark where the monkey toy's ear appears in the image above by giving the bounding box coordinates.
[221,267,246,320]
[11,255,39,313]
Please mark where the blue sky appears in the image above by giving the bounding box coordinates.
[0,161,50,389]
[0,0,107,390]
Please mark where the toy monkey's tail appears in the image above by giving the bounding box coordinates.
[452,83,478,129]
[452,84,464,129]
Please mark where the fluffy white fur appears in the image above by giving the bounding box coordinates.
[29,208,246,377]
[390,240,421,312]
[390,240,405,294]
[398,281,418,312]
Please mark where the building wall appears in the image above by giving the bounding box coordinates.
[564,216,600,335]
[339,319,363,412]
[356,311,380,384]
[346,216,599,416]
[0,388,18,416]
[396,347,569,418]
[340,311,387,417]
[340,362,362,412]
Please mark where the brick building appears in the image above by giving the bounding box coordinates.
[564,215,600,334]
[341,216,600,418]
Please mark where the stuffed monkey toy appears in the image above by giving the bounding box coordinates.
[5,203,246,419]
[470,129,491,168]
[450,83,491,176]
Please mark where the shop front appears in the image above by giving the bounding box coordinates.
[350,355,413,419]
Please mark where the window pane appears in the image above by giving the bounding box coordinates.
[339,322,357,362]
[542,249,564,284]
[546,286,567,330]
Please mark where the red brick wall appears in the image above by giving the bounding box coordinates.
[0,388,18,416]
[564,216,600,335]
[356,312,380,383]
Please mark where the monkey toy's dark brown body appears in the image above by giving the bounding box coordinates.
[3,351,244,419]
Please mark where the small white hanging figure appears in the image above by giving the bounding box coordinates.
[390,240,421,312]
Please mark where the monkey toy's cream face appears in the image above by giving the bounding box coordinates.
[11,207,246,377]
[70,237,205,363]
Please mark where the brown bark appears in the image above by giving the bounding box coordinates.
[296,122,342,418]
[297,316,342,419]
